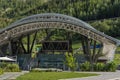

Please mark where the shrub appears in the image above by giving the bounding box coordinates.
[0,68,3,75]
[4,64,20,72]
[94,63,105,71]
[0,62,20,72]
[80,61,117,72]
[105,62,117,72]
[64,52,78,71]
[0,62,8,69]
[31,68,62,72]
[80,61,90,71]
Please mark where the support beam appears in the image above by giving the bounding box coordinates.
[92,40,96,62]
[8,41,13,55]
[94,43,103,62]
[81,36,87,55]
[27,34,30,54]
[30,31,37,53]
[20,39,27,54]
[86,38,92,62]
[16,41,21,54]
[66,31,73,53]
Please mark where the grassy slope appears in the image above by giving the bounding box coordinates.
[16,72,99,80]
[72,41,81,50]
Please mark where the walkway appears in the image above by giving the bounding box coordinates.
[64,70,120,80]
[1,70,120,80]
[0,71,29,80]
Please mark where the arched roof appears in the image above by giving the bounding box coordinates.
[0,13,120,46]
[0,13,96,32]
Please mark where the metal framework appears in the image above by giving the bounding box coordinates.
[0,13,120,61]
[41,41,70,52]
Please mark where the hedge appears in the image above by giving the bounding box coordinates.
[80,61,117,72]
[0,62,20,72]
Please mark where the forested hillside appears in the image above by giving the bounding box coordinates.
[0,0,120,38]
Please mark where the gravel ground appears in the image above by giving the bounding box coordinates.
[0,71,29,80]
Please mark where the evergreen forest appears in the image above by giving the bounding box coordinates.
[0,0,120,39]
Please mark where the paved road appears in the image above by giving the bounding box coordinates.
[0,71,29,80]
[60,70,120,80]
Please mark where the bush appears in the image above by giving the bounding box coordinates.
[0,68,3,75]
[64,52,78,71]
[105,62,117,72]
[4,64,20,72]
[0,62,20,72]
[31,68,62,72]
[94,63,105,71]
[80,61,90,71]
[0,62,8,69]
[80,61,117,72]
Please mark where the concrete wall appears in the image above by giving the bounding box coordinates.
[102,43,117,62]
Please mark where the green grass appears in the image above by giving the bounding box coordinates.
[72,42,81,50]
[16,72,99,80]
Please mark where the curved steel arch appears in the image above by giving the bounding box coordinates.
[0,13,120,45]
[0,13,120,60]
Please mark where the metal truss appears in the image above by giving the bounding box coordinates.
[41,41,69,52]
[0,13,119,60]
[0,13,119,46]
